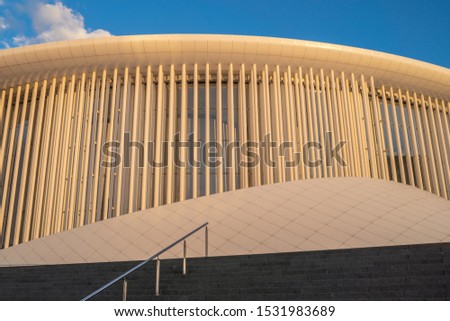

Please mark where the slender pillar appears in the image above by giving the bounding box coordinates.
[398,89,414,186]
[90,70,108,222]
[13,82,39,245]
[227,64,236,191]
[115,68,129,215]
[1,85,24,247]
[23,80,48,241]
[192,64,199,198]
[216,63,223,193]
[205,64,211,196]
[180,64,188,201]
[153,66,164,207]
[102,69,119,219]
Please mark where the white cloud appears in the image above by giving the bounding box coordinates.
[0,16,7,30]
[13,1,111,46]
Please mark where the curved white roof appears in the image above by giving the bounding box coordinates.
[0,34,449,99]
[1,177,449,267]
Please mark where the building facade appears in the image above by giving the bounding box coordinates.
[0,35,449,250]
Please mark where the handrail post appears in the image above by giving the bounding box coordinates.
[205,226,208,257]
[155,257,160,296]
[122,278,127,301]
[81,222,208,301]
[183,240,187,275]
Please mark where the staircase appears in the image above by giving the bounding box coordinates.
[0,242,449,300]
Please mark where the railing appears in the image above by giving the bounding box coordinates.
[81,222,209,301]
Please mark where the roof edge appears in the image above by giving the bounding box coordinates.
[0,34,449,99]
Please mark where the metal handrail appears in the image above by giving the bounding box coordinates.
[81,222,209,301]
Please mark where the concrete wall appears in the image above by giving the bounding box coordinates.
[0,242,448,300]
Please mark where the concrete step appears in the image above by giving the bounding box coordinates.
[0,242,449,300]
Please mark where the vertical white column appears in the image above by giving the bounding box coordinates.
[136,75,144,209]
[13,82,39,245]
[433,98,450,199]
[115,68,129,215]
[141,66,152,210]
[23,80,47,241]
[314,74,326,178]
[153,66,164,207]
[123,77,133,209]
[0,90,6,143]
[318,71,329,177]
[227,63,236,191]
[63,78,81,230]
[79,72,96,226]
[51,82,70,234]
[96,75,111,217]
[298,68,310,179]
[67,74,86,229]
[43,76,66,235]
[2,84,28,247]
[274,67,285,182]
[148,73,157,208]
[341,75,358,177]
[293,70,305,179]
[440,101,450,176]
[192,64,199,198]
[420,95,439,195]
[445,102,450,143]
[33,79,56,239]
[55,75,76,233]
[239,64,250,187]
[327,70,349,177]
[444,101,450,196]
[412,93,430,192]
[375,97,390,180]
[180,64,188,201]
[128,67,141,212]
[90,70,108,223]
[397,89,414,186]
[246,67,256,187]
[165,65,176,204]
[270,70,279,181]
[283,70,295,181]
[442,102,450,151]
[356,80,371,176]
[205,63,211,196]
[0,88,14,181]
[337,76,350,177]
[102,69,118,219]
[262,65,273,184]
[287,67,299,180]
[324,75,336,177]
[369,77,388,180]
[380,87,397,182]
[405,91,423,189]
[0,89,6,193]
[304,73,315,178]
[427,96,447,198]
[344,77,359,176]
[252,65,261,186]
[332,73,348,177]
[236,65,243,187]
[349,75,366,177]
[308,69,321,178]
[216,63,223,193]
[360,76,378,178]
[389,88,406,184]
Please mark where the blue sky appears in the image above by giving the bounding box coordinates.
[0,0,449,68]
